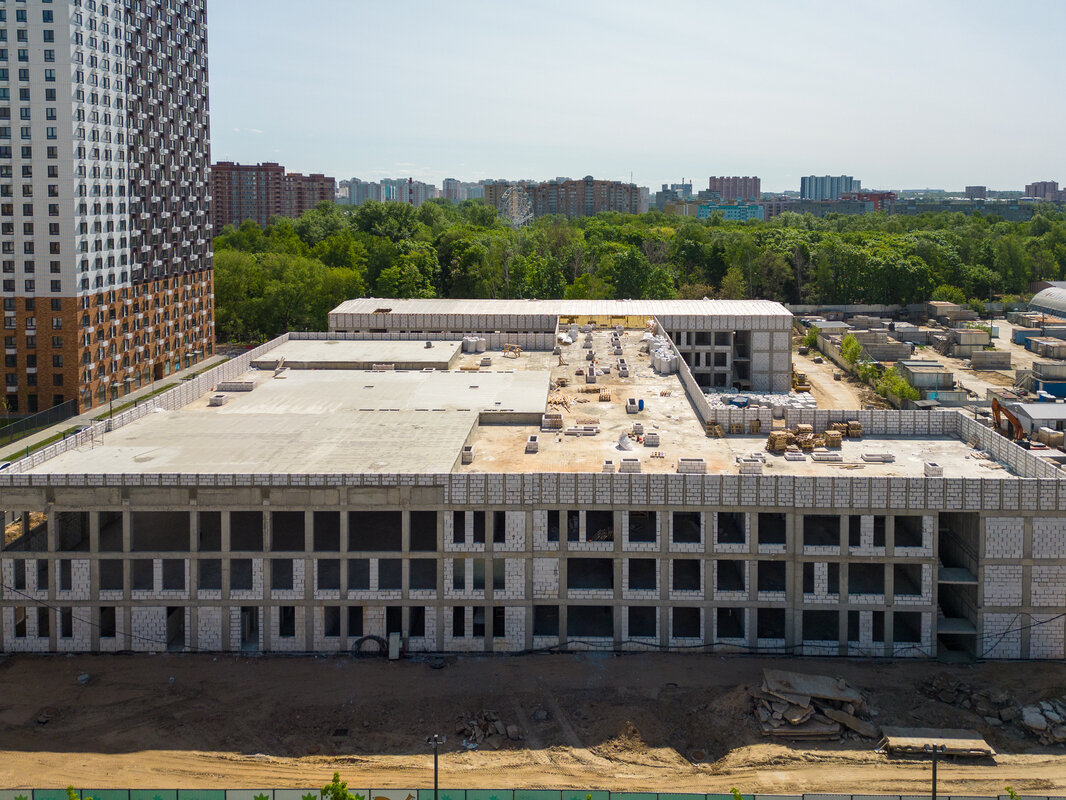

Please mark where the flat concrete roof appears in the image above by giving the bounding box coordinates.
[17,334,1012,478]
[24,368,551,475]
[250,339,462,370]
[331,297,792,318]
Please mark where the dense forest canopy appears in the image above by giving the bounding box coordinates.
[212,199,1066,340]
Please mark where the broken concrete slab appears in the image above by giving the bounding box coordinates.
[763,669,862,704]
[877,727,995,757]
[824,707,880,739]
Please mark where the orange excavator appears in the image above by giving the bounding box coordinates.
[991,397,1026,441]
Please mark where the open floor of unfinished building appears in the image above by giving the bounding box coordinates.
[0,298,1065,661]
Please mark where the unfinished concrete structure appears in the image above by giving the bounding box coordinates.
[329,299,793,392]
[0,299,1065,661]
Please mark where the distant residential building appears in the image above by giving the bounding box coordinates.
[1025,181,1064,201]
[442,178,465,201]
[211,162,336,230]
[697,203,765,221]
[800,175,861,201]
[708,176,761,202]
[488,177,643,219]
[965,186,987,200]
[465,182,486,201]
[840,191,897,212]
[344,178,439,207]
[669,181,694,200]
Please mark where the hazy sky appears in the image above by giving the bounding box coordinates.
[208,0,1065,193]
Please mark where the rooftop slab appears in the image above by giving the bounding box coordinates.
[331,297,793,318]
[250,338,462,370]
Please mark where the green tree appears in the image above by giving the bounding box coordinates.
[321,772,361,800]
[719,265,747,299]
[839,333,863,364]
[930,284,967,305]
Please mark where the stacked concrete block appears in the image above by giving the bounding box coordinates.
[983,564,1023,606]
[531,510,557,551]
[197,606,224,650]
[493,606,526,652]
[982,613,1022,658]
[130,606,168,652]
[1,606,51,652]
[230,558,264,601]
[804,562,839,604]
[985,517,1025,559]
[711,511,749,554]
[494,558,525,601]
[443,558,486,600]
[1032,518,1066,558]
[269,559,305,601]
[621,510,660,552]
[531,556,560,600]
[1029,613,1066,658]
[1031,565,1066,607]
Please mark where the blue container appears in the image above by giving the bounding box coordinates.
[730,396,749,408]
[638,398,644,411]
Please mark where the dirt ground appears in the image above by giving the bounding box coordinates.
[791,348,877,410]
[2,653,1066,793]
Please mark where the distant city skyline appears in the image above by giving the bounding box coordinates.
[209,0,1064,192]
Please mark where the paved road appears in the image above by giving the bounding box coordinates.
[0,354,229,463]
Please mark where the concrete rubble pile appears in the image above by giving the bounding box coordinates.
[751,668,880,741]
[706,391,817,410]
[923,674,1066,745]
[454,709,522,749]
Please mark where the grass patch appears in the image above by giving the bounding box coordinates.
[1,426,82,461]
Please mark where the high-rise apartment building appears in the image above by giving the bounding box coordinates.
[1025,181,1064,202]
[0,0,214,415]
[707,176,761,202]
[487,176,642,219]
[800,175,861,201]
[210,162,335,230]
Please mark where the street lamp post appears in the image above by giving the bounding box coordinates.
[425,734,445,800]
[924,743,946,800]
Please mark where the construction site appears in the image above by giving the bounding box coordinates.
[0,298,1065,790]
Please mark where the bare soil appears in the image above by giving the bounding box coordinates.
[2,653,1066,792]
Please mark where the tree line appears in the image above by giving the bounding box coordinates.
[212,199,1066,340]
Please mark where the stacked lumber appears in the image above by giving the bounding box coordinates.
[766,431,791,453]
[752,669,880,741]
[824,430,843,448]
[848,420,863,438]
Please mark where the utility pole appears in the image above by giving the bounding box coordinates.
[425,733,446,800]
[924,742,946,800]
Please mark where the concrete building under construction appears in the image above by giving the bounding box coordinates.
[0,298,1064,661]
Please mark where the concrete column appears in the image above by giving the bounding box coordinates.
[121,509,131,553]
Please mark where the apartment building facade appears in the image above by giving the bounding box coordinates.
[210,161,335,230]
[0,0,214,415]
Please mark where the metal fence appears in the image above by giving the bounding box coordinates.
[0,398,77,447]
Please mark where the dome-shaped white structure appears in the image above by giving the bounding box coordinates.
[1030,287,1066,317]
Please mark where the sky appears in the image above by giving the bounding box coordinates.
[208,0,1066,193]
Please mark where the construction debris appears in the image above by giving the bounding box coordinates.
[921,674,1066,745]
[753,669,878,741]
[454,710,521,748]
[877,727,995,758]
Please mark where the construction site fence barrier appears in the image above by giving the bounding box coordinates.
[3,793,1060,800]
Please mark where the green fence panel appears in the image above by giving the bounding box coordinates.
[465,791,513,800]
[563,792,608,800]
[83,792,129,800]
[130,791,176,800]
[177,792,224,800]
[660,794,703,800]
[34,791,73,800]
[514,792,560,800]
[418,790,466,800]
[274,791,320,800]
[0,792,32,800]
[370,791,418,800]
[225,791,273,800]
[612,794,657,800]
